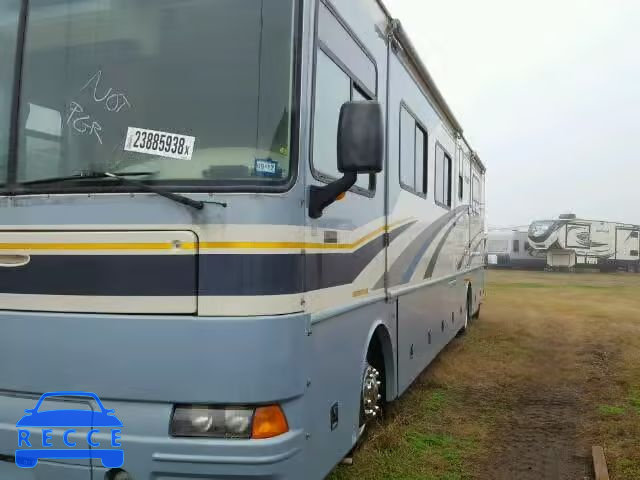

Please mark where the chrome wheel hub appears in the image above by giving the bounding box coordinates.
[362,365,382,420]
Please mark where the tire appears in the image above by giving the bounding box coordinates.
[358,340,384,439]
[457,288,471,337]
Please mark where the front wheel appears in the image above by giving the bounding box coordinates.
[358,364,382,439]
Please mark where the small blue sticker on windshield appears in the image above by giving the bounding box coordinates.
[254,158,282,178]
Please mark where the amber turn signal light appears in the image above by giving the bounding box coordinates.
[251,405,289,439]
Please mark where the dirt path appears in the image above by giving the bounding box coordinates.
[483,377,591,479]
[479,322,599,479]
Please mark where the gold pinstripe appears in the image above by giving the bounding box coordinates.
[0,219,414,253]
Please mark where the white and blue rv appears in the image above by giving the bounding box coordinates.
[0,0,486,478]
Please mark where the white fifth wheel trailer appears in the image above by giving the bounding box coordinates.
[528,215,640,272]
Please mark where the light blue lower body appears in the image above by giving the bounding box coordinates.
[0,268,485,479]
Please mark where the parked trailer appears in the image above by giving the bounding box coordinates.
[487,229,546,270]
[0,0,486,478]
[529,215,640,272]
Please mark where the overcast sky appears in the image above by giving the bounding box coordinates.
[385,0,640,228]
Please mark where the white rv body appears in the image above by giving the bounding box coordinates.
[487,228,545,269]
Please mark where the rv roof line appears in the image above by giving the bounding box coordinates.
[376,0,486,174]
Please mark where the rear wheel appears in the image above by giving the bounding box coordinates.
[457,289,471,337]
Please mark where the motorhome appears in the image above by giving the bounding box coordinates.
[487,228,545,270]
[0,1,486,478]
[529,215,639,272]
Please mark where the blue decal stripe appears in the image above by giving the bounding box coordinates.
[0,224,414,297]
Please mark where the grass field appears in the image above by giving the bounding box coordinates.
[329,270,640,480]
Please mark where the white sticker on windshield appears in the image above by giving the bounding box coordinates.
[124,127,195,160]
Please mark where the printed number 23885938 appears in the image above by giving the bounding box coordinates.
[125,127,195,160]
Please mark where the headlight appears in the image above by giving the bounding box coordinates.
[171,406,253,438]
[170,405,288,439]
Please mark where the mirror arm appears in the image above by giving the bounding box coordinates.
[308,172,357,219]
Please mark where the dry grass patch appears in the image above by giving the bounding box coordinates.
[329,270,640,479]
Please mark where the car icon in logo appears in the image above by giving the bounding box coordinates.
[15,391,124,469]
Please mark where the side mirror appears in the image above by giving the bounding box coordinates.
[337,101,384,174]
[309,101,383,219]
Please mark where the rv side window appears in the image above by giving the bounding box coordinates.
[313,51,351,183]
[513,240,520,252]
[525,241,530,250]
[313,51,372,191]
[312,1,376,194]
[631,250,639,257]
[458,150,464,200]
[632,231,639,239]
[435,144,452,208]
[399,104,428,196]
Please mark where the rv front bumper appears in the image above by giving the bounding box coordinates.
[93,400,306,479]
[0,309,311,479]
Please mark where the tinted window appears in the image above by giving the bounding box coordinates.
[312,2,376,195]
[313,50,351,182]
[458,150,464,200]
[16,0,296,188]
[435,146,444,204]
[435,144,452,207]
[513,240,520,252]
[318,2,375,94]
[0,1,21,185]
[444,153,451,206]
[415,127,425,193]
[399,105,427,196]
[399,107,414,188]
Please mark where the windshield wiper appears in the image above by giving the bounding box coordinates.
[21,172,226,210]
[21,171,155,186]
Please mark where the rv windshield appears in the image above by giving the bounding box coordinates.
[13,0,297,190]
[0,1,21,186]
